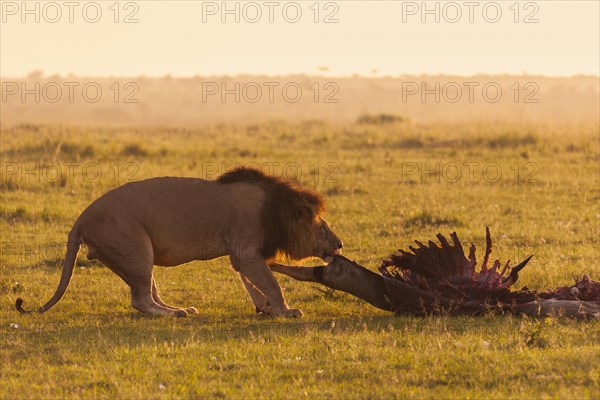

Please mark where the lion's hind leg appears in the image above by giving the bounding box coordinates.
[98,241,187,317]
[82,218,187,317]
[151,276,198,315]
[128,270,188,317]
[100,256,187,317]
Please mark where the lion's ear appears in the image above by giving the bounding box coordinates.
[295,205,313,221]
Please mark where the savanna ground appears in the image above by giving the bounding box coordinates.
[1,75,599,399]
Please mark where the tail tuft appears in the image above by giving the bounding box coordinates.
[15,298,31,314]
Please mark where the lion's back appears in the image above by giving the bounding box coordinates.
[75,176,268,264]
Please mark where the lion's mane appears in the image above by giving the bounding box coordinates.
[217,167,325,260]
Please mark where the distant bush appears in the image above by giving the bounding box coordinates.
[0,206,66,223]
[403,211,462,228]
[396,138,424,149]
[0,206,29,222]
[15,123,41,133]
[485,132,538,149]
[60,143,96,158]
[0,176,20,192]
[2,141,97,161]
[357,114,407,125]
[121,143,148,157]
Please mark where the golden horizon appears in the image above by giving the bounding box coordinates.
[1,1,598,77]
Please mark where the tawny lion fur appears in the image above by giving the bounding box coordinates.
[16,167,343,317]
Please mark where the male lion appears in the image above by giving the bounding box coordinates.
[16,167,343,317]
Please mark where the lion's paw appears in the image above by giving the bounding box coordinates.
[263,306,303,318]
[173,309,189,317]
[283,308,303,318]
[256,304,273,315]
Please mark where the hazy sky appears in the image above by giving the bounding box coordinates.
[1,1,598,77]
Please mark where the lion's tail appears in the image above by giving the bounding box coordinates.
[16,225,82,314]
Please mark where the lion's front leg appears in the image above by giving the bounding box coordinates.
[239,272,271,314]
[231,254,302,318]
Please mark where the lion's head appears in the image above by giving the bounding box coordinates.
[287,212,343,262]
[217,167,343,262]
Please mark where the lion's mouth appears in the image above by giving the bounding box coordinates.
[321,248,341,263]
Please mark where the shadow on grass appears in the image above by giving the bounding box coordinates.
[7,310,520,353]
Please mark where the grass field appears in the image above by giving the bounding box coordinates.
[1,116,599,398]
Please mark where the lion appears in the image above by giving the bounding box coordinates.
[16,167,343,318]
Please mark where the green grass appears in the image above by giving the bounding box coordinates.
[1,120,599,399]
